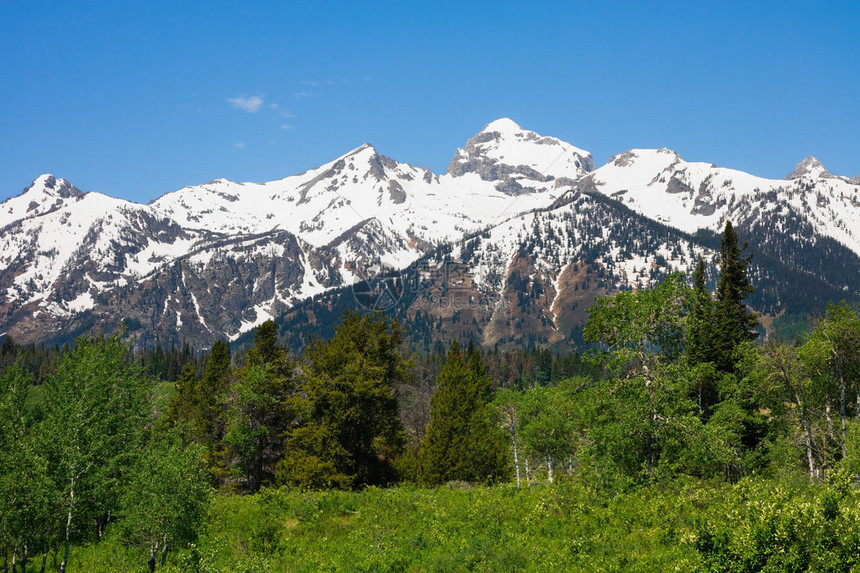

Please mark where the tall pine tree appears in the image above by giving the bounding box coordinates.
[227,321,297,492]
[418,341,509,485]
[687,257,714,366]
[192,339,232,483]
[686,257,720,414]
[712,221,758,373]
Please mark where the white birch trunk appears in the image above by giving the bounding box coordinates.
[512,432,521,487]
[59,476,74,573]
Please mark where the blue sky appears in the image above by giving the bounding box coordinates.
[1,1,858,203]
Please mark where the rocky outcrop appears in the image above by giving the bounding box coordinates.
[786,156,833,180]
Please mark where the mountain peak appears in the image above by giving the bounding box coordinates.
[786,156,832,180]
[446,120,594,185]
[348,142,377,155]
[0,174,85,229]
[480,118,523,134]
[19,174,85,201]
[27,174,83,198]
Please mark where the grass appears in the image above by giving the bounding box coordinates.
[67,474,860,572]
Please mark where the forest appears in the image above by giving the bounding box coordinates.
[1,221,860,572]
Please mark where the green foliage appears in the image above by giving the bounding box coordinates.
[712,220,759,374]
[3,244,858,570]
[418,342,510,485]
[138,340,199,382]
[194,339,232,448]
[173,482,707,572]
[584,272,689,376]
[40,331,151,570]
[694,476,860,572]
[277,311,407,489]
[226,321,297,492]
[517,385,577,483]
[164,362,198,431]
[574,364,742,488]
[0,363,56,567]
[686,257,714,367]
[118,432,211,569]
[686,258,721,414]
[800,303,860,457]
[63,476,860,572]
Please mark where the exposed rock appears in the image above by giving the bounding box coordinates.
[387,180,407,204]
[494,178,530,196]
[367,150,398,181]
[786,156,833,180]
[554,177,578,188]
[691,176,717,216]
[610,150,637,167]
[3,119,858,352]
[666,175,694,195]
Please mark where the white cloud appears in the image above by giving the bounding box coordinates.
[294,91,313,99]
[280,124,294,130]
[233,142,246,148]
[228,95,263,113]
[269,103,293,118]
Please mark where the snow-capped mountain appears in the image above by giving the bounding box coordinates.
[0,120,596,346]
[1,119,857,349]
[576,149,860,257]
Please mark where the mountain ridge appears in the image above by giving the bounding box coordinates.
[1,119,858,348]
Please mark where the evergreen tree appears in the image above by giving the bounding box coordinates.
[0,335,18,371]
[418,341,509,485]
[277,311,406,489]
[712,221,759,373]
[226,321,296,492]
[686,257,720,414]
[164,363,198,432]
[193,339,232,483]
[687,257,714,366]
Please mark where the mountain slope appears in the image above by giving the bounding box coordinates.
[580,149,860,257]
[1,120,857,349]
[0,120,595,347]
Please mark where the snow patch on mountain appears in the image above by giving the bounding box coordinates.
[587,149,860,257]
